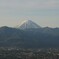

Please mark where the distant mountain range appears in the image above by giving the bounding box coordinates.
[0,20,59,48]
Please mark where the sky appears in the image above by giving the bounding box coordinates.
[0,0,59,28]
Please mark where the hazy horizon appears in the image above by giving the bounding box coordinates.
[0,0,59,28]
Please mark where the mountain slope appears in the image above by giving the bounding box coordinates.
[0,20,59,48]
[0,26,59,48]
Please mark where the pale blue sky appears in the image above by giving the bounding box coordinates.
[0,0,59,27]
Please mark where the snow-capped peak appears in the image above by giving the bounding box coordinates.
[16,20,41,29]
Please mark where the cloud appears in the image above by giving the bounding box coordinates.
[0,0,59,27]
[0,0,58,18]
[0,0,59,10]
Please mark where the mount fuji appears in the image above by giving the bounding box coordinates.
[16,20,41,29]
[0,20,59,48]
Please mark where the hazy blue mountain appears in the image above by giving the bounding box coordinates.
[0,20,59,48]
[0,26,59,48]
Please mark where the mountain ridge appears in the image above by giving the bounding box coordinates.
[0,26,59,48]
[0,20,59,48]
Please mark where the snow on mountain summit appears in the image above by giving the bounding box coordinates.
[16,20,41,29]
